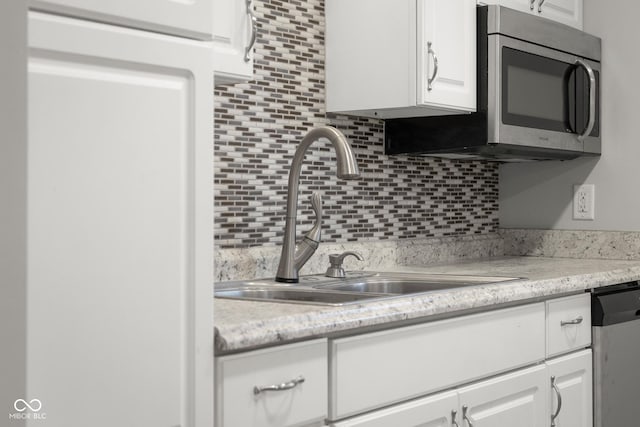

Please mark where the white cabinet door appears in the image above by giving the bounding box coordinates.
[27,11,213,427]
[213,0,256,84]
[29,0,213,39]
[546,350,593,427]
[418,0,476,112]
[331,390,458,427]
[457,365,548,427]
[538,0,583,29]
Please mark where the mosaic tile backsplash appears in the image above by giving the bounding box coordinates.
[214,0,499,249]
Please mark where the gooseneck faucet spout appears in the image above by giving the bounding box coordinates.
[275,126,361,283]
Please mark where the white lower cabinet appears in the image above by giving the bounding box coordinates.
[327,295,592,427]
[332,365,547,427]
[331,353,592,427]
[215,339,328,427]
[331,390,458,427]
[458,365,547,427]
[217,296,593,427]
[546,350,593,427]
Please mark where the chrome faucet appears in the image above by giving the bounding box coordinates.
[275,126,361,283]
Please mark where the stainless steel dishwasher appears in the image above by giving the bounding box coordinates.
[592,281,640,427]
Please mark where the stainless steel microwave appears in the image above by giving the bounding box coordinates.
[385,5,602,161]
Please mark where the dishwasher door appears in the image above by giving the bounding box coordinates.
[592,283,640,427]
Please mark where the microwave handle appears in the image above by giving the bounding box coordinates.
[575,59,596,141]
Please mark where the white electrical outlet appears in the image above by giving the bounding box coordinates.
[573,184,595,220]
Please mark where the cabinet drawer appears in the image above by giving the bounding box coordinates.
[546,293,591,357]
[216,339,328,427]
[329,303,545,420]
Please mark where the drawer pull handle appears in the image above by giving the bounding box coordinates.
[253,376,305,395]
[452,409,460,427]
[560,316,583,326]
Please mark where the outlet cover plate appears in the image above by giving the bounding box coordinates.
[573,184,595,220]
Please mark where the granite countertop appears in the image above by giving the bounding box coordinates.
[214,256,640,354]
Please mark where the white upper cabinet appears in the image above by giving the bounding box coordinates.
[326,0,476,119]
[213,0,257,84]
[480,0,583,29]
[418,0,477,112]
[29,0,214,39]
[541,0,583,29]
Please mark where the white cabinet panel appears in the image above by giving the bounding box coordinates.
[27,12,213,427]
[457,365,548,427]
[546,350,593,427]
[213,0,255,84]
[216,339,328,427]
[29,0,213,39]
[330,303,545,419]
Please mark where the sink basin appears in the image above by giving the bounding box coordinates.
[214,273,523,306]
[214,287,387,305]
[316,273,521,294]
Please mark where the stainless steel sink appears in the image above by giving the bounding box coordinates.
[214,272,523,306]
[316,273,521,294]
[214,287,386,305]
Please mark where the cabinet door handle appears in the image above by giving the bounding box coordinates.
[244,0,258,62]
[462,405,474,427]
[427,41,439,91]
[551,376,563,427]
[530,0,536,10]
[538,0,546,13]
[452,409,460,427]
[253,375,305,395]
[560,315,583,326]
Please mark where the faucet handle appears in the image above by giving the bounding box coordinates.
[292,193,323,272]
[325,251,364,278]
[302,192,322,243]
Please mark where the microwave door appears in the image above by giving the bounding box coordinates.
[489,35,585,153]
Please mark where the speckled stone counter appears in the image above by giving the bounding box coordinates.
[214,256,640,354]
